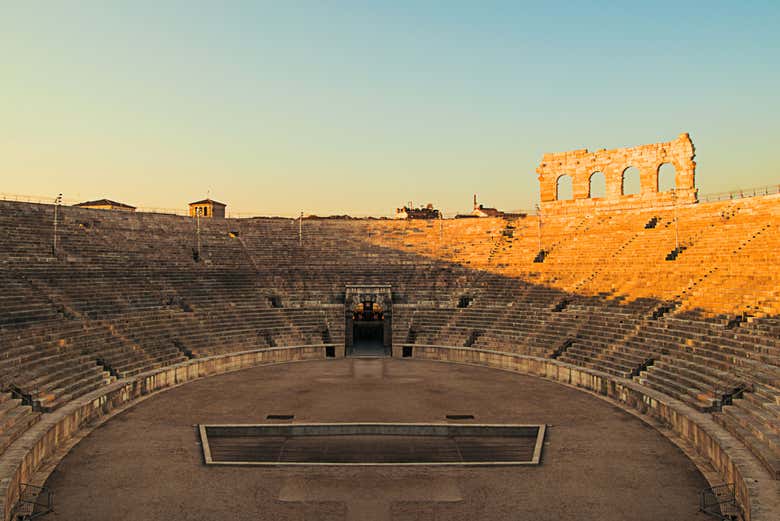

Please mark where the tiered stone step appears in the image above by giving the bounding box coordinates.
[713,383,780,478]
[636,360,726,413]
[0,392,41,455]
[561,344,648,378]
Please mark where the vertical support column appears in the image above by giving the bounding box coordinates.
[671,133,697,204]
[384,312,393,356]
[604,165,623,199]
[640,164,658,194]
[571,173,590,200]
[344,311,353,356]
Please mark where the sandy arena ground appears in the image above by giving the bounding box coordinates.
[42,358,711,521]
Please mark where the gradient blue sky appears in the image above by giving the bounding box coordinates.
[2,1,778,216]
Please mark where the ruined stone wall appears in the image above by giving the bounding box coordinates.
[537,133,697,213]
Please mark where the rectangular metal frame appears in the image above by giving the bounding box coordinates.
[199,422,546,466]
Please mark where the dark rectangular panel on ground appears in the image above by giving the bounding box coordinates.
[199,423,546,466]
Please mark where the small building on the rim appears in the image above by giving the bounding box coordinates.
[456,195,526,219]
[189,199,226,219]
[394,202,440,220]
[73,199,136,212]
[471,194,503,218]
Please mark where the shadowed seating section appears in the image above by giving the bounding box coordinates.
[0,392,40,456]
[0,195,778,480]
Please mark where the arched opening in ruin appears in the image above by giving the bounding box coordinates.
[588,171,606,198]
[621,167,641,196]
[556,175,573,201]
[657,163,676,192]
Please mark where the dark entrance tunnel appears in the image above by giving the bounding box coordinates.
[352,321,386,356]
[354,321,383,343]
[345,292,392,357]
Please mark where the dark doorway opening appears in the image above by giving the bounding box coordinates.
[349,299,388,356]
[352,321,385,356]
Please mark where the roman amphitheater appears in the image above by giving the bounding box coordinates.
[0,135,778,521]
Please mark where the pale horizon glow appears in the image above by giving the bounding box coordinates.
[2,2,779,217]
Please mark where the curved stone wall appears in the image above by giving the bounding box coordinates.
[405,344,779,521]
[0,342,777,521]
[0,345,327,521]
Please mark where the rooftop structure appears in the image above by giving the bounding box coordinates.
[394,202,441,219]
[189,198,226,219]
[72,199,136,212]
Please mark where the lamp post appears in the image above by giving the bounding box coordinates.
[672,188,679,251]
[195,206,202,261]
[299,211,303,246]
[52,193,62,256]
[536,204,543,253]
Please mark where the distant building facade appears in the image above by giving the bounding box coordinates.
[189,199,226,219]
[394,202,440,220]
[471,194,503,218]
[73,199,136,212]
[456,195,525,219]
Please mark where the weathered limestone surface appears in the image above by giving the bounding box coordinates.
[0,195,778,520]
[407,345,780,521]
[537,133,697,213]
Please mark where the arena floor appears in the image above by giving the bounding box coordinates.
[41,359,711,521]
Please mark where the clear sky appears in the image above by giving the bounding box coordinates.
[2,1,778,216]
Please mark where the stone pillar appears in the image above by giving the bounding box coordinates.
[384,313,393,355]
[604,165,623,199]
[572,172,590,200]
[640,165,658,194]
[344,312,353,355]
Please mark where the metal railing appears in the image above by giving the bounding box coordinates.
[1,183,778,221]
[698,184,780,203]
[10,483,53,520]
[0,191,79,206]
[699,483,740,520]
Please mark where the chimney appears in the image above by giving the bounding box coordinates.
[473,194,477,208]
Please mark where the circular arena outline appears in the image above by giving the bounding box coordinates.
[35,357,717,521]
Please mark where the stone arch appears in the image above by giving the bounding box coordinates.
[621,166,641,196]
[588,171,606,198]
[556,175,573,201]
[657,163,676,192]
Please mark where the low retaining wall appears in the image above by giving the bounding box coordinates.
[1,344,776,521]
[0,344,328,521]
[405,344,778,521]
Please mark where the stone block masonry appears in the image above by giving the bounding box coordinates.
[537,133,697,213]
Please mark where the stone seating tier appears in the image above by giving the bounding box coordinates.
[0,198,778,478]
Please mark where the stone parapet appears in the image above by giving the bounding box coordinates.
[0,344,328,521]
[404,344,780,521]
